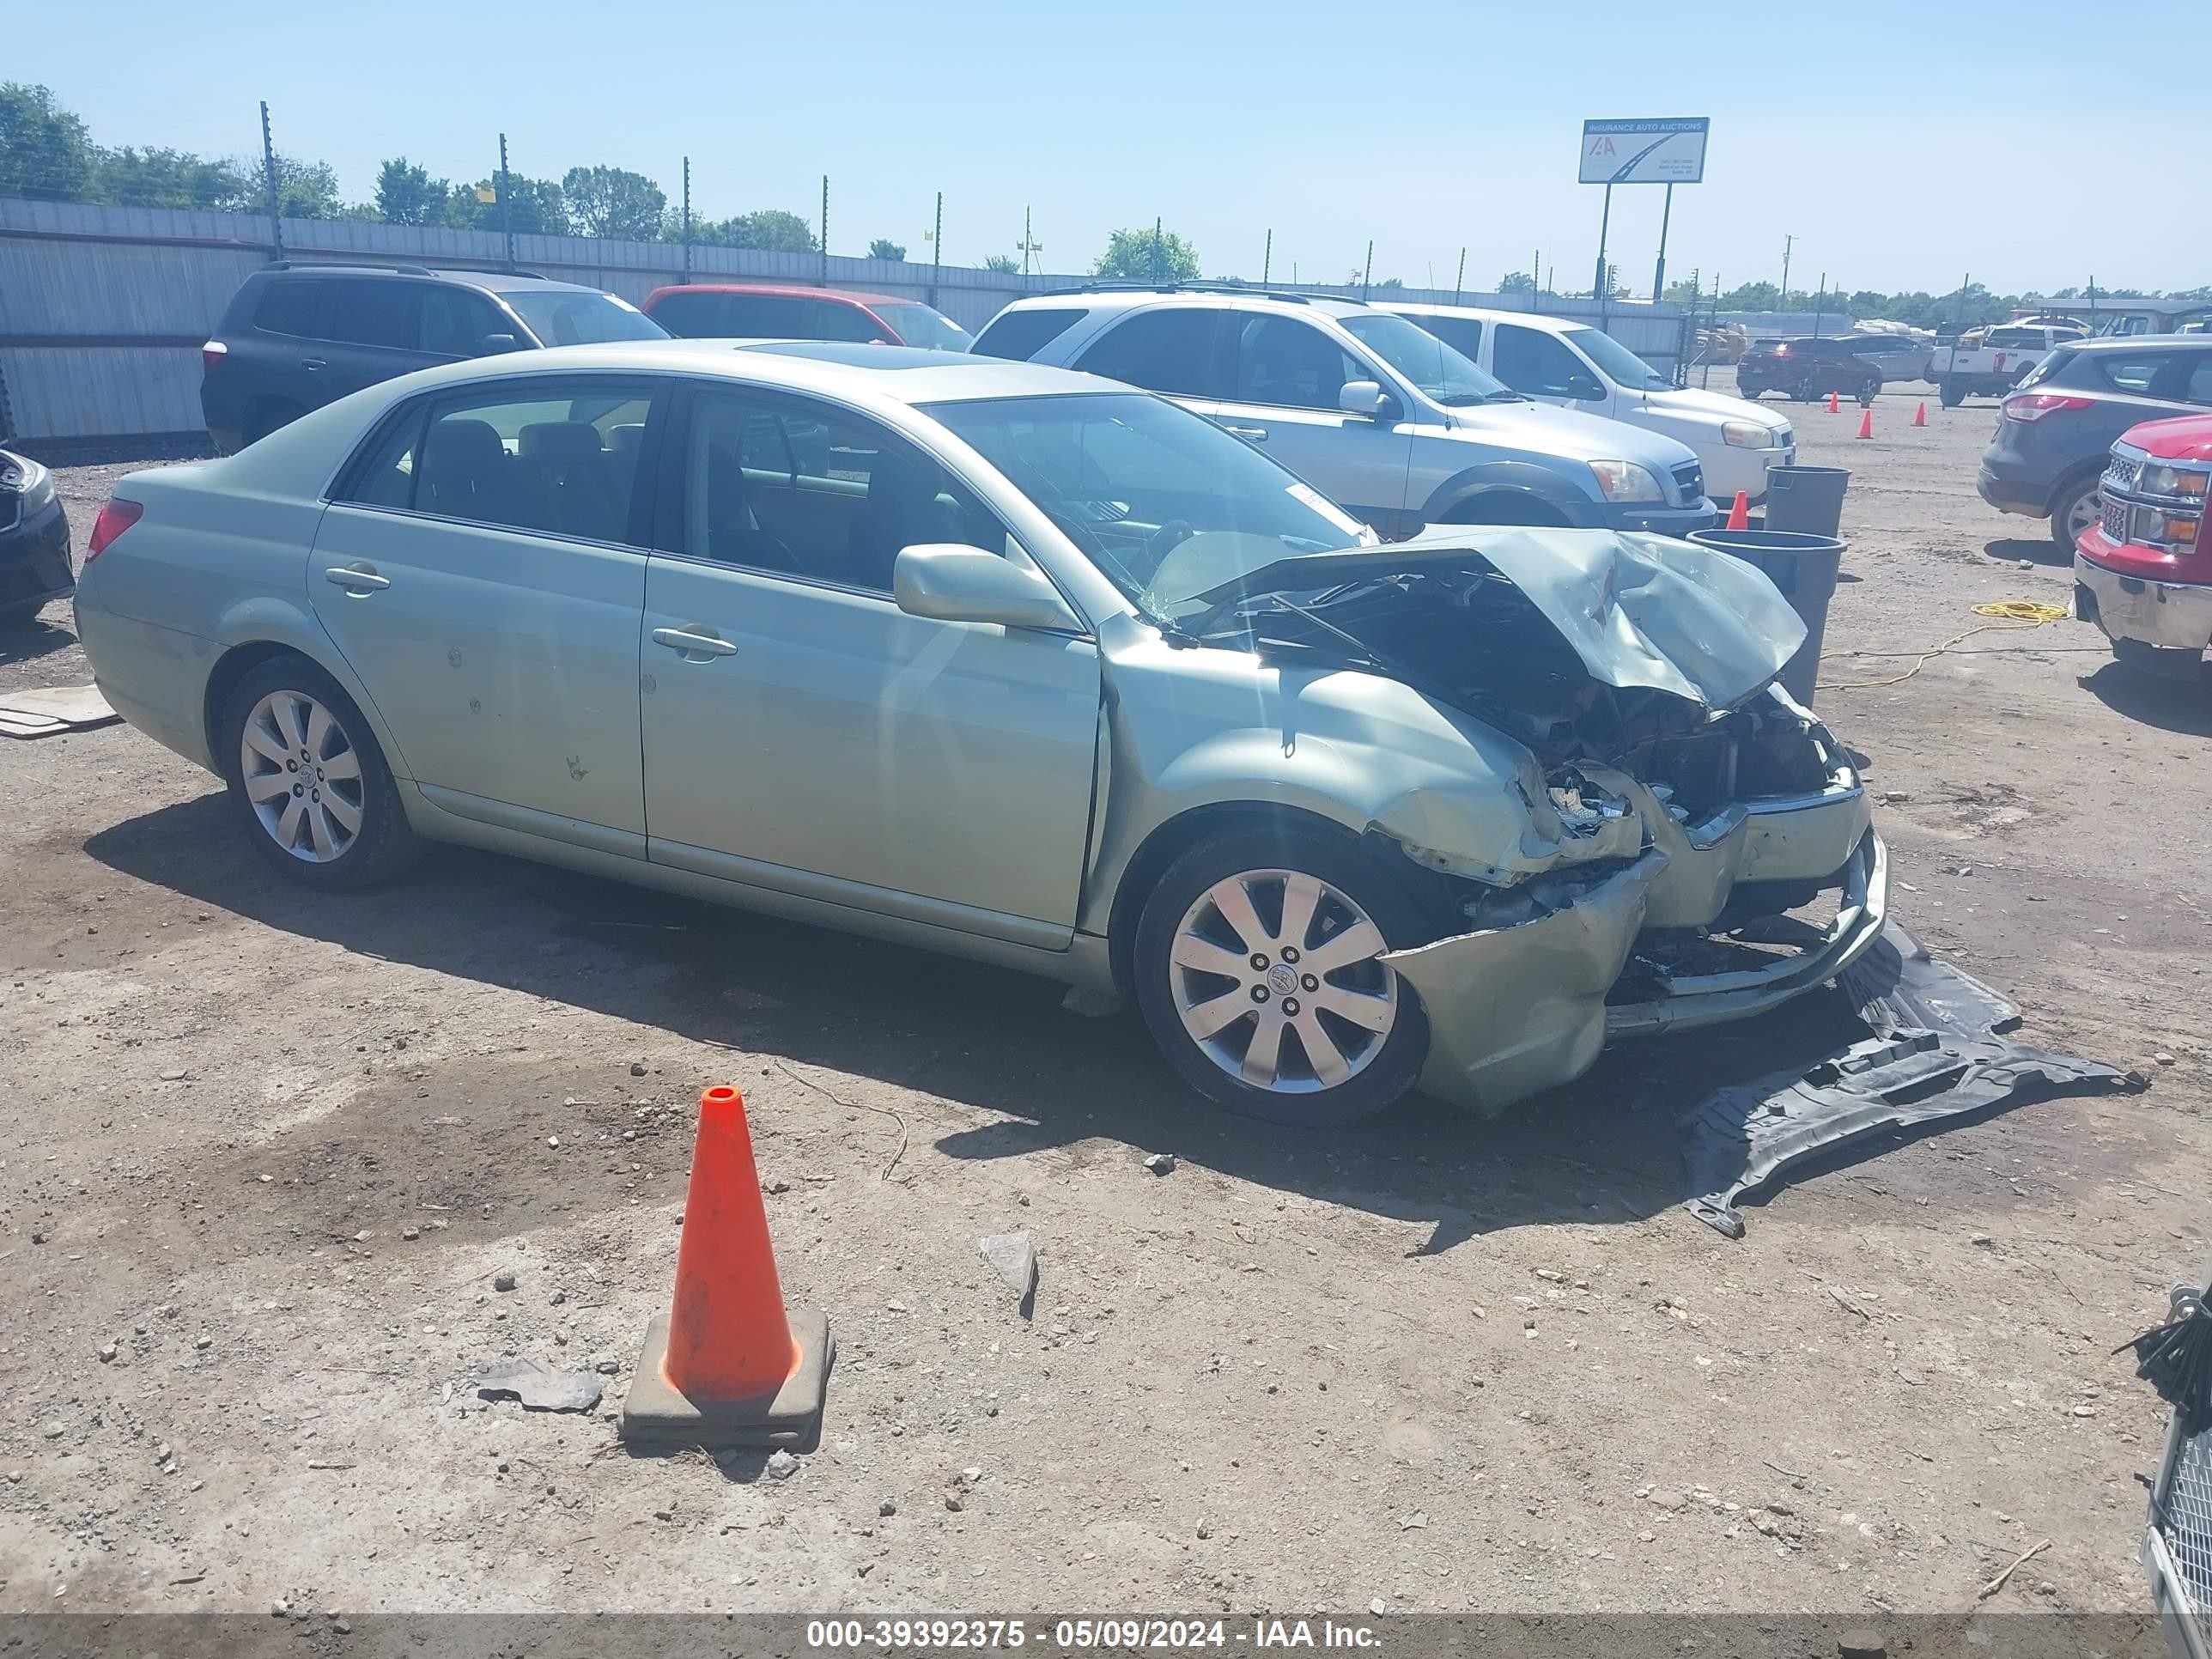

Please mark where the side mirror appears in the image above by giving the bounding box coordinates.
[1337,380,1398,420]
[478,332,521,355]
[893,544,1076,631]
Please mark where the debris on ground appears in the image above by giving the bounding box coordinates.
[1143,1153,1176,1176]
[1680,920,2144,1237]
[0,684,118,739]
[765,1449,799,1480]
[473,1358,605,1414]
[976,1231,1038,1314]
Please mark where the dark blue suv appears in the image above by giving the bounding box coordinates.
[200,264,667,453]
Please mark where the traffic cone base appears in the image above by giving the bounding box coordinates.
[620,1307,832,1449]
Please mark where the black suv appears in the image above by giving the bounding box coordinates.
[200,264,667,453]
[1979,336,2212,549]
[1735,337,1890,404]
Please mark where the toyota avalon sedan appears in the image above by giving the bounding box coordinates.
[72,340,1885,1125]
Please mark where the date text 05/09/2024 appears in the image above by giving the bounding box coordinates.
[805,1617,1384,1650]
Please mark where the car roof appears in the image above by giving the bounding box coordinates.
[645,283,910,307]
[260,264,603,295]
[2058,334,2211,353]
[1382,301,1580,335]
[360,337,1114,406]
[1002,285,1371,319]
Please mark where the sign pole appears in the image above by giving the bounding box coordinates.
[1650,181,1674,302]
[1592,182,1613,301]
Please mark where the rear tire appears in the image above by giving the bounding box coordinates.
[1132,822,1432,1127]
[218,653,422,891]
[1939,380,1966,409]
[2050,474,2103,552]
[1857,376,1881,407]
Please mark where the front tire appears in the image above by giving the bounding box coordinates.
[1857,376,1881,407]
[1939,380,1966,409]
[219,654,421,890]
[1132,823,1431,1127]
[2051,474,2103,552]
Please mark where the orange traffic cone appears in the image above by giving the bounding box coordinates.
[1725,490,1750,531]
[620,1086,832,1449]
[1826,390,1840,414]
[1913,401,1929,427]
[1856,406,1874,440]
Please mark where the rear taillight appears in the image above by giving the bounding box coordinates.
[85,498,143,562]
[201,339,228,375]
[2002,392,2095,422]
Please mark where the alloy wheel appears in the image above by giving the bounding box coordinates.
[1168,868,1398,1094]
[238,689,366,863]
[2064,487,2103,544]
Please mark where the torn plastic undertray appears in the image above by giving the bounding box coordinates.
[1680,919,2147,1238]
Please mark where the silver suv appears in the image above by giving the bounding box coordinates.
[973,285,1717,538]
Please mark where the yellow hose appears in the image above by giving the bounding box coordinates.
[1819,600,2073,690]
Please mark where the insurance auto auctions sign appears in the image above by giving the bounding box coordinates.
[1579,118,1710,185]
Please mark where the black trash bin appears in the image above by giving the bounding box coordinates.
[1763,465,1850,539]
[1686,527,1847,707]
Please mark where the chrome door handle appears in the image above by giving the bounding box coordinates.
[301,357,326,371]
[652,626,738,659]
[324,564,389,593]
[1220,424,1268,441]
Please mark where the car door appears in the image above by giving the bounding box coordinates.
[1208,313,1413,529]
[309,374,661,854]
[418,285,514,363]
[1492,322,1611,415]
[308,277,433,404]
[637,382,1102,946]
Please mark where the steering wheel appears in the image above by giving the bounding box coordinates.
[1146,519,1196,565]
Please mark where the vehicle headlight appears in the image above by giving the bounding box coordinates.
[2136,463,2209,501]
[1722,420,1777,448]
[9,457,54,516]
[1587,459,1666,502]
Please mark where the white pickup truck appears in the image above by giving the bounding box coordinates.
[1931,320,2088,407]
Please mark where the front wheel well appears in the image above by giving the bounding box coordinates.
[1437,491,1571,528]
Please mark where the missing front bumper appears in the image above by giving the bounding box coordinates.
[1384,828,1888,1115]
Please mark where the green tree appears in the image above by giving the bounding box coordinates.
[561,165,666,240]
[447,173,567,234]
[1094,226,1198,282]
[0,82,94,201]
[981,253,1018,274]
[93,146,252,210]
[374,156,451,226]
[1497,270,1535,295]
[867,237,907,261]
[270,155,343,219]
[694,209,817,252]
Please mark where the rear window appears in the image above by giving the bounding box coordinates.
[252,279,323,337]
[872,302,972,351]
[972,307,1090,362]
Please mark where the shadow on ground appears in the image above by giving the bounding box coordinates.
[88,793,1877,1253]
[2081,660,2212,735]
[0,617,79,669]
[1986,534,2069,568]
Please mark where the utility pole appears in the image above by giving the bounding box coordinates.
[1261,228,1272,286]
[1453,246,1465,307]
[258,100,283,261]
[497,132,514,272]
[1018,206,1042,276]
[1592,182,1614,301]
[819,174,830,286]
[1360,239,1373,301]
[930,191,944,307]
[1150,215,1163,284]
[1779,234,1794,313]
[1705,270,1720,390]
[1814,273,1826,339]
[680,156,692,283]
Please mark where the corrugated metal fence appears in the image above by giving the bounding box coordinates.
[0,198,1690,446]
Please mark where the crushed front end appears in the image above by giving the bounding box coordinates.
[1190,528,1887,1115]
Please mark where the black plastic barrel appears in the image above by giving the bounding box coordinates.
[1763,465,1850,539]
[1686,527,1847,707]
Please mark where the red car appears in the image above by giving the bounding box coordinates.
[2074,411,2212,678]
[641,283,971,350]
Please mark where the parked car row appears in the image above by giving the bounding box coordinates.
[195,266,1823,538]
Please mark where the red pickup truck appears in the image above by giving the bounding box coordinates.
[2074,411,2212,678]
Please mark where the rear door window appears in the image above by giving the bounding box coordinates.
[1075,308,1225,397]
[2179,356,2212,406]
[971,307,1089,362]
[2097,353,2173,394]
[252,280,323,337]
[316,279,424,351]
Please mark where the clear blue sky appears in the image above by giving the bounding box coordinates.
[33,0,2212,297]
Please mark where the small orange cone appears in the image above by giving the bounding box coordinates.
[1725,489,1750,531]
[1913,401,1929,427]
[1856,406,1874,440]
[620,1086,831,1449]
[1826,390,1840,415]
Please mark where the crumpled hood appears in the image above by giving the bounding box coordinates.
[1194,526,1808,710]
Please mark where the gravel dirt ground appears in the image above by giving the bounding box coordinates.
[0,380,2205,1621]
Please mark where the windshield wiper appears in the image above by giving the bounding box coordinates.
[1482,389,1528,404]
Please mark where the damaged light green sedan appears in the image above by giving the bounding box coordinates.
[73,342,1884,1127]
